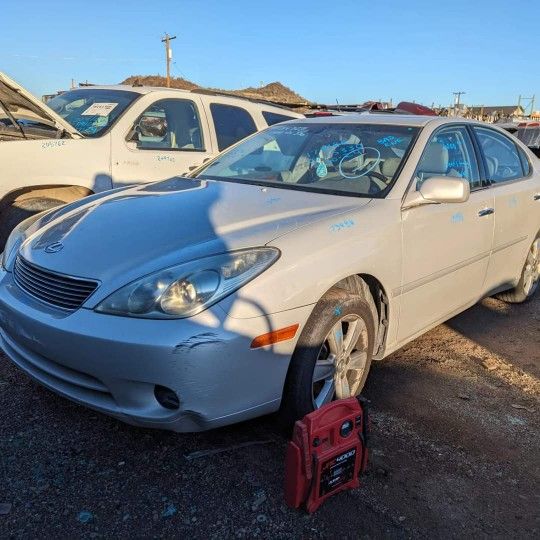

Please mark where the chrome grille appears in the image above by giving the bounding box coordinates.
[14,256,99,310]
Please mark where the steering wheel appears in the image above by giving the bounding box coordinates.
[362,170,388,183]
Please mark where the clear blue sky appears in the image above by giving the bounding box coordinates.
[1,0,539,108]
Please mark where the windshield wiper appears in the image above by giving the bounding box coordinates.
[0,98,26,139]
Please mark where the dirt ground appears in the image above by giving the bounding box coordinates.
[0,295,538,539]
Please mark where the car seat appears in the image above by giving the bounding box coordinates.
[415,142,450,187]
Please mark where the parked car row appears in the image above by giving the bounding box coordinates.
[1,107,538,431]
[0,72,302,247]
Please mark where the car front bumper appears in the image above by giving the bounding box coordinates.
[0,269,312,431]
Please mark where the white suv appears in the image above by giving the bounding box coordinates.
[0,72,302,246]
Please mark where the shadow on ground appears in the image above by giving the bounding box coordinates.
[0,296,538,538]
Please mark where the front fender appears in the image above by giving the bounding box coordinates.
[217,198,402,321]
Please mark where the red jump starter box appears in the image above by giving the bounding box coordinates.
[284,396,369,513]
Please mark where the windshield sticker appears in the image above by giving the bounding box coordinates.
[441,141,457,150]
[447,160,468,169]
[330,219,355,233]
[377,135,404,147]
[70,117,102,133]
[271,126,310,137]
[81,102,119,116]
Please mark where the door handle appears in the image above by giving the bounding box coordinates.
[478,208,495,217]
[534,194,540,201]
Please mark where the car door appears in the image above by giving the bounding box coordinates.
[111,96,214,187]
[472,126,540,292]
[206,101,259,153]
[397,124,495,342]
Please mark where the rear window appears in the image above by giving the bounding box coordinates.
[210,103,257,151]
[262,110,297,126]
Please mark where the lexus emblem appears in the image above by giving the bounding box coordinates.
[44,242,64,254]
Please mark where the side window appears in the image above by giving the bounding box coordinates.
[473,127,524,183]
[135,99,204,151]
[414,126,481,190]
[210,103,257,151]
[262,111,296,126]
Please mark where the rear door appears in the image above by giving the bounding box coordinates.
[472,126,540,292]
[398,124,495,342]
[206,101,259,152]
[111,95,214,187]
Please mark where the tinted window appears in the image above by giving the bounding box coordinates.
[48,89,139,137]
[262,110,296,126]
[473,127,524,183]
[135,99,203,151]
[414,126,481,190]
[210,103,257,151]
[198,123,419,197]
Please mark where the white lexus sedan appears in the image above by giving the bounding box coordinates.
[0,115,538,431]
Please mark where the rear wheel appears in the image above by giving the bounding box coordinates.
[496,236,540,303]
[279,284,376,428]
[0,197,63,250]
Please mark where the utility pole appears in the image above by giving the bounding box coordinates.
[518,94,535,117]
[161,33,177,88]
[452,91,466,116]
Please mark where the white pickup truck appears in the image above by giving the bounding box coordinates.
[0,72,302,246]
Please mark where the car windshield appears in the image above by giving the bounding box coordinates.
[197,122,419,197]
[47,89,140,137]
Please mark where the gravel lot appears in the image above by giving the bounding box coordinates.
[1,295,539,539]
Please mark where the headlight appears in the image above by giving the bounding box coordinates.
[95,248,280,319]
[1,212,47,271]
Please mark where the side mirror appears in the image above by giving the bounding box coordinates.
[402,176,470,210]
[138,115,168,138]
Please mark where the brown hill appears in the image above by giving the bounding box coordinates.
[120,75,309,105]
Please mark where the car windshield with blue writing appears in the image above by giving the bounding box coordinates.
[47,89,140,138]
[197,123,418,197]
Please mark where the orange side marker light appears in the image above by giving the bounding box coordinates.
[250,324,299,349]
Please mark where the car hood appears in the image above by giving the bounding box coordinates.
[20,178,369,291]
[0,72,82,138]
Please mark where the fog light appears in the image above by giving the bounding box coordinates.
[154,385,180,410]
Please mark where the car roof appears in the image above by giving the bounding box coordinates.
[68,85,299,112]
[291,113,503,129]
[290,113,447,127]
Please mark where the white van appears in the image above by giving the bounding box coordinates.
[0,72,302,246]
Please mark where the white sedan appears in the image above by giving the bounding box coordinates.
[0,114,538,431]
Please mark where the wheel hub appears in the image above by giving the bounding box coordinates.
[312,314,369,408]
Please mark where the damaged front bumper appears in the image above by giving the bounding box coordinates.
[0,269,312,432]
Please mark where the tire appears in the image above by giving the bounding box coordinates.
[0,197,64,250]
[279,283,377,429]
[496,235,540,304]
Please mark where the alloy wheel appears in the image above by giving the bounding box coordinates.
[312,314,369,409]
[523,239,540,296]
